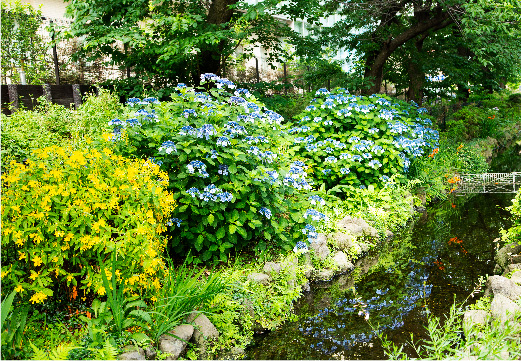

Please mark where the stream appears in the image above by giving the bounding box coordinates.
[245,146,520,359]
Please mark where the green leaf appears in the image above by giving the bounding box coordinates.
[208,213,215,225]
[216,227,225,239]
[229,224,237,234]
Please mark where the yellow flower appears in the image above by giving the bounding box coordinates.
[18,251,26,260]
[55,230,65,237]
[33,255,43,267]
[151,296,157,303]
[14,284,23,293]
[29,271,39,280]
[97,286,106,296]
[29,291,47,304]
[66,274,74,282]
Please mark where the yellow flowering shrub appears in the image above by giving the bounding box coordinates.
[1,146,176,303]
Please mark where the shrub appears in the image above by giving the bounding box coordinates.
[105,75,320,262]
[290,88,439,192]
[409,139,489,201]
[1,146,176,303]
[1,89,122,168]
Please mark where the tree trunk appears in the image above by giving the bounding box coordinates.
[362,7,452,95]
[406,37,425,104]
[193,0,238,85]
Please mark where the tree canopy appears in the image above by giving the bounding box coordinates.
[64,0,291,86]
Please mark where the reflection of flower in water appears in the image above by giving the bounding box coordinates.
[298,265,433,355]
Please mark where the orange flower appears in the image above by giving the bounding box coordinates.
[451,203,456,208]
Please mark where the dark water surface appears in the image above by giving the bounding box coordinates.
[245,146,520,360]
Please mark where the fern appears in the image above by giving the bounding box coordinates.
[89,339,118,360]
[29,342,49,361]
[29,342,79,360]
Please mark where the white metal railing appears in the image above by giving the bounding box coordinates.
[455,172,521,193]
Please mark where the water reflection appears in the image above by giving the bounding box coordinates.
[245,191,514,360]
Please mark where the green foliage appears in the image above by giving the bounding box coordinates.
[1,90,123,169]
[291,88,438,191]
[97,252,151,339]
[107,76,314,262]
[379,300,521,360]
[148,259,225,344]
[1,146,176,300]
[0,0,49,84]
[409,138,489,201]
[502,190,521,245]
[1,291,29,359]
[255,93,313,121]
[205,254,306,356]
[64,0,291,85]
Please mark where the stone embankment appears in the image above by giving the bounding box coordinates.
[117,216,382,360]
[462,242,521,358]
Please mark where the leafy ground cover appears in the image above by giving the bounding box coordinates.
[2,77,520,359]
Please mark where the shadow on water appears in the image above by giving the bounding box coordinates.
[245,145,520,360]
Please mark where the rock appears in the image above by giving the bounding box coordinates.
[315,244,331,261]
[385,230,394,239]
[118,346,145,360]
[484,275,521,302]
[463,310,490,327]
[263,262,281,274]
[504,263,521,275]
[315,269,335,281]
[327,232,355,251]
[159,324,194,360]
[303,265,314,279]
[332,251,354,273]
[302,282,310,292]
[495,243,521,270]
[144,347,156,360]
[510,270,521,285]
[511,254,521,264]
[187,313,220,359]
[247,273,270,285]
[336,216,378,238]
[490,293,521,324]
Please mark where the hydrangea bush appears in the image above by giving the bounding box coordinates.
[1,146,176,303]
[290,88,439,192]
[106,75,321,262]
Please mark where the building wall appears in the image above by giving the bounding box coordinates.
[24,0,67,19]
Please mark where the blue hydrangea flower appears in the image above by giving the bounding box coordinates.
[126,98,141,106]
[315,88,330,96]
[180,125,195,136]
[235,88,251,97]
[325,156,337,163]
[293,241,309,253]
[143,97,160,104]
[304,209,327,222]
[218,164,229,175]
[158,140,177,154]
[229,96,246,104]
[305,105,317,112]
[308,195,325,206]
[259,207,272,219]
[322,169,332,174]
[200,73,219,81]
[166,218,182,227]
[216,136,230,147]
[245,102,259,112]
[183,109,197,118]
[321,100,335,109]
[187,187,200,197]
[197,124,216,139]
[340,168,350,175]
